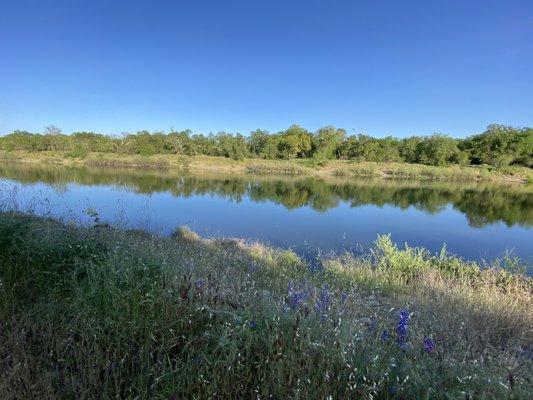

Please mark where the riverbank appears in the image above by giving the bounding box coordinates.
[1,150,532,183]
[0,212,531,398]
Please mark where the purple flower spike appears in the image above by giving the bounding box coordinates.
[423,337,435,353]
[396,309,410,345]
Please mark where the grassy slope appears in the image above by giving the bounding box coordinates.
[0,212,531,399]
[2,150,532,183]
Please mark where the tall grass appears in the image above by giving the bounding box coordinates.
[331,161,533,182]
[3,151,532,183]
[245,159,309,175]
[0,212,531,399]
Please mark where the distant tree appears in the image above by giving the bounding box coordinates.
[261,135,281,159]
[399,137,423,163]
[0,130,36,151]
[44,125,62,136]
[277,125,313,159]
[166,130,192,155]
[338,135,401,162]
[122,131,167,156]
[415,134,462,166]
[312,126,346,159]
[214,133,249,160]
[461,125,533,167]
[41,125,71,151]
[71,131,114,152]
[249,129,271,157]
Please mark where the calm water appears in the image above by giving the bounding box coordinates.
[1,162,532,265]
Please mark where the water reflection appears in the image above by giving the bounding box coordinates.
[1,162,531,228]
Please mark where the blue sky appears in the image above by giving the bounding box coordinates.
[1,0,532,137]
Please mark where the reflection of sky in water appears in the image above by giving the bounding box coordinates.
[1,178,532,268]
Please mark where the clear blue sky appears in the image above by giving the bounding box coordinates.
[1,0,532,137]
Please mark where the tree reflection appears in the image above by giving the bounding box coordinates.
[0,163,531,228]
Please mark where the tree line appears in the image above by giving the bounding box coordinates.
[0,124,531,167]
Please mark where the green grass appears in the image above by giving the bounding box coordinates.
[2,150,532,183]
[0,212,531,399]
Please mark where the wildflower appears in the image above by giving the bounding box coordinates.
[248,320,257,329]
[314,283,330,314]
[380,330,391,341]
[396,309,410,345]
[289,290,305,309]
[287,281,310,310]
[423,337,435,353]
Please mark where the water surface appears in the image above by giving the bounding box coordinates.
[1,162,531,265]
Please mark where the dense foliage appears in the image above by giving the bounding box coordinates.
[0,124,531,167]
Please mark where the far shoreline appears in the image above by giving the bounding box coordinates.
[1,150,531,184]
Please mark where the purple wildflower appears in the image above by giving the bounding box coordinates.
[380,330,391,341]
[249,320,257,329]
[396,309,410,345]
[423,337,435,353]
[287,281,310,310]
[314,284,330,314]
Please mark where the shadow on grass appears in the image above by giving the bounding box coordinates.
[0,212,531,399]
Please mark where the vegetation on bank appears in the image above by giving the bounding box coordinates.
[0,212,531,399]
[1,123,531,167]
[2,150,532,183]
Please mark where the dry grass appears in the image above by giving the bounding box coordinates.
[2,150,531,183]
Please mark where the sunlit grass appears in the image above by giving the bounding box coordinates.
[2,150,532,183]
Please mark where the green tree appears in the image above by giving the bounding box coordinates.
[338,135,401,162]
[277,125,313,159]
[312,126,346,159]
[461,125,533,167]
[399,137,423,163]
[214,133,249,160]
[249,130,271,157]
[415,134,462,166]
[261,135,281,159]
[166,130,192,155]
